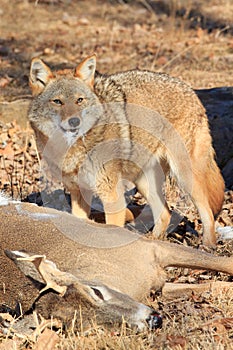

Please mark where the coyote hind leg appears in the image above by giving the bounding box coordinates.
[176,160,224,247]
[189,174,218,247]
[135,163,171,237]
[169,132,224,247]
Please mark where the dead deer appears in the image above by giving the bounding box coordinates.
[0,195,232,332]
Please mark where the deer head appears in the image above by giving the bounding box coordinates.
[5,250,162,332]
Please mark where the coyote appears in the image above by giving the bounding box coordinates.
[28,55,224,246]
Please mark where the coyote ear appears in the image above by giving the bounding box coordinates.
[29,58,53,96]
[74,54,96,88]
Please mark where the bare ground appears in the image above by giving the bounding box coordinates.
[0,0,233,349]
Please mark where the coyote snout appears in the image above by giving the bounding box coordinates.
[60,116,81,132]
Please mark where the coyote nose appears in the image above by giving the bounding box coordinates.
[68,117,80,128]
[146,311,162,330]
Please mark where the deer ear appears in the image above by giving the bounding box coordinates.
[5,250,44,284]
[5,250,108,304]
[29,58,53,96]
[4,250,74,295]
[74,54,96,88]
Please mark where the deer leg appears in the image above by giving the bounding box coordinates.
[154,240,233,275]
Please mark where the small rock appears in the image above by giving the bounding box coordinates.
[43,47,55,55]
[62,12,78,26]
[78,17,90,26]
[217,226,233,240]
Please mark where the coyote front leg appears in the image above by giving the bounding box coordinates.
[102,188,126,227]
[71,189,92,219]
[97,173,126,227]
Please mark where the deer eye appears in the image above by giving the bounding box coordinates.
[91,287,104,301]
[52,99,63,105]
[76,97,84,104]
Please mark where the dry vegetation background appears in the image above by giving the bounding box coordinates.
[0,0,233,349]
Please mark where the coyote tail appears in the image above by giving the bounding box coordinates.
[205,148,225,216]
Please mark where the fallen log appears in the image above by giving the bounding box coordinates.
[162,281,233,300]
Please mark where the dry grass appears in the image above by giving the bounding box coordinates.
[1,292,233,349]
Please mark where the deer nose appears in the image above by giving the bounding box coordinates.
[68,117,80,128]
[146,311,162,330]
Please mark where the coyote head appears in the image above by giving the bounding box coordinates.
[28,55,103,142]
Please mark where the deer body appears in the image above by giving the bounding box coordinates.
[0,197,233,330]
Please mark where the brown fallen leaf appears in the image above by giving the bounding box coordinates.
[0,312,14,322]
[202,317,233,331]
[200,317,233,343]
[34,328,60,350]
[166,335,187,349]
[0,339,20,350]
[0,142,14,156]
[0,76,12,88]
[7,122,21,138]
[189,316,233,341]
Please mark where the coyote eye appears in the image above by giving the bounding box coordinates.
[76,97,84,104]
[52,99,63,105]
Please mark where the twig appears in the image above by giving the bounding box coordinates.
[159,44,196,72]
